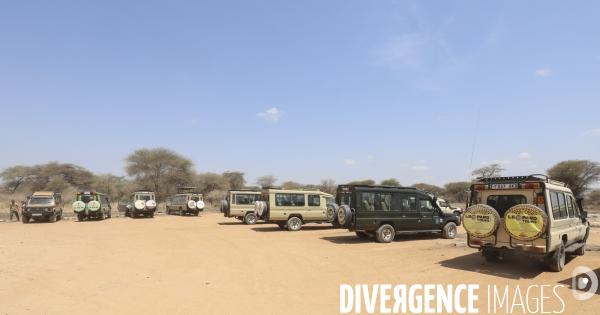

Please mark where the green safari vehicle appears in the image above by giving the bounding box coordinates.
[72,190,112,221]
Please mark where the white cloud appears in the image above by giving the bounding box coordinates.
[580,128,600,137]
[535,69,551,77]
[257,107,283,122]
[493,159,512,165]
[343,159,356,165]
[412,166,428,170]
[519,153,532,158]
[367,155,374,162]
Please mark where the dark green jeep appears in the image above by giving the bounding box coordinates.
[328,185,461,243]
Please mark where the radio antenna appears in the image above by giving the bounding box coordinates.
[468,109,480,182]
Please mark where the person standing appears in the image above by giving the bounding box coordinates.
[9,199,20,222]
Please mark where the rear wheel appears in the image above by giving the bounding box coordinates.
[244,213,258,225]
[179,209,185,216]
[355,231,370,239]
[77,213,84,221]
[149,212,154,218]
[375,224,395,243]
[441,222,457,239]
[482,249,500,262]
[107,212,112,218]
[98,212,105,221]
[287,217,302,231]
[548,242,566,272]
[194,211,199,216]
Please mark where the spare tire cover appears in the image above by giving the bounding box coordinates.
[187,200,196,209]
[196,200,205,209]
[145,200,156,210]
[462,204,500,238]
[503,204,548,241]
[88,201,101,211]
[72,201,85,212]
[326,203,339,223]
[134,200,146,210]
[255,201,264,216]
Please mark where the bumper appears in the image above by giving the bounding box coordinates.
[23,211,54,218]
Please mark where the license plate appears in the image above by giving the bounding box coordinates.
[490,183,519,189]
[32,213,43,216]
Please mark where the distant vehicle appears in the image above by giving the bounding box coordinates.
[328,185,461,243]
[72,190,112,221]
[166,187,204,216]
[118,190,157,218]
[22,191,63,223]
[435,198,463,215]
[254,186,336,231]
[220,189,262,224]
[464,175,589,272]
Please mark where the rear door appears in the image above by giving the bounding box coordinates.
[419,197,443,230]
[399,194,420,230]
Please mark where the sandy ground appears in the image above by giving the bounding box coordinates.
[1,212,599,315]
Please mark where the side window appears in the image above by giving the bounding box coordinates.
[558,193,567,218]
[373,193,392,211]
[401,195,417,212]
[566,195,578,218]
[390,193,400,211]
[486,195,527,217]
[308,195,320,207]
[550,191,568,220]
[361,193,375,211]
[420,199,435,212]
[237,195,250,204]
[292,194,305,206]
[275,194,305,206]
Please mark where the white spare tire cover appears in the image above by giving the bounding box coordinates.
[196,200,205,209]
[462,204,500,238]
[187,200,197,209]
[254,201,264,216]
[88,201,101,211]
[145,200,156,210]
[134,200,146,210]
[72,201,85,212]
[502,204,548,241]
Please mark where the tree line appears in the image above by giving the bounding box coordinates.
[1,148,599,207]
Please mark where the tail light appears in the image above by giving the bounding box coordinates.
[473,185,487,190]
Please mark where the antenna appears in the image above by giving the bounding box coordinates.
[469,110,480,182]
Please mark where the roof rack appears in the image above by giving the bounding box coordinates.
[340,184,418,190]
[476,174,566,187]
[262,186,282,190]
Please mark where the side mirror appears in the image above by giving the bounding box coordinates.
[581,211,588,219]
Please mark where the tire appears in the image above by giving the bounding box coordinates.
[166,207,170,215]
[261,201,269,220]
[441,222,457,239]
[463,204,501,238]
[108,211,112,218]
[179,209,184,216]
[77,213,84,222]
[482,250,500,262]
[220,200,227,213]
[287,217,302,231]
[277,222,287,229]
[355,231,370,238]
[326,203,339,223]
[98,212,105,221]
[337,205,353,226]
[149,212,154,218]
[244,213,258,225]
[375,224,395,243]
[548,241,566,272]
[22,216,30,224]
[574,243,586,256]
[48,214,57,223]
[194,211,199,216]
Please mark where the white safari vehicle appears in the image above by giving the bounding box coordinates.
[118,190,158,218]
[220,189,262,224]
[464,175,590,271]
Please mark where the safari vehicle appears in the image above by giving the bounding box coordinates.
[220,189,262,224]
[328,185,461,243]
[72,190,112,221]
[436,198,463,215]
[166,187,204,216]
[463,175,590,272]
[254,187,335,231]
[118,190,157,218]
[22,191,63,223]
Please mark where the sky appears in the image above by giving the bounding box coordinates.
[1,1,599,188]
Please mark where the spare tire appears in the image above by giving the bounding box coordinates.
[326,203,339,223]
[502,204,548,241]
[462,204,501,238]
[187,200,196,209]
[262,201,269,220]
[255,201,264,216]
[220,200,228,213]
[196,200,205,210]
[72,201,86,212]
[145,200,156,210]
[337,205,353,226]
[88,201,101,212]
[134,200,146,210]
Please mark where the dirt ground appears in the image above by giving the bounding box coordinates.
[1,212,599,315]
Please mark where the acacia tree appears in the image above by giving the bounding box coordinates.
[443,182,471,203]
[472,163,505,178]
[319,178,336,195]
[222,171,246,190]
[255,175,277,188]
[411,183,445,196]
[347,179,375,185]
[380,178,401,186]
[547,160,600,196]
[197,173,230,194]
[281,181,304,189]
[124,148,195,201]
[0,165,32,193]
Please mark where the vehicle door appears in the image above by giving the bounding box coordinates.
[307,194,325,220]
[566,194,586,242]
[399,194,420,230]
[419,197,443,230]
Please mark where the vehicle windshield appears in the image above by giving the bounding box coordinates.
[78,195,97,203]
[138,195,153,201]
[28,197,54,205]
[487,195,527,217]
[190,196,201,202]
[439,201,449,208]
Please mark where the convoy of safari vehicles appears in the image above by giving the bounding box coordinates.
[462,175,590,272]
[22,191,64,223]
[72,190,113,221]
[327,185,462,242]
[166,187,204,216]
[118,190,158,218]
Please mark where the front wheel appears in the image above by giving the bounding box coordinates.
[179,209,184,216]
[22,216,30,224]
[441,222,457,239]
[244,213,258,225]
[375,224,395,243]
[48,214,57,223]
[166,207,170,215]
[287,217,302,231]
[548,242,566,272]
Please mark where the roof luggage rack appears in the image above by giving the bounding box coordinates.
[476,174,566,187]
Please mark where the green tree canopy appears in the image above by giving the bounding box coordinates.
[547,159,600,196]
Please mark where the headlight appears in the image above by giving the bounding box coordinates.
[44,208,49,211]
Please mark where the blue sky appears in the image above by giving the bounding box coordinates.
[1,1,599,187]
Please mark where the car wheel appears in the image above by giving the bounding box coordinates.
[98,212,105,221]
[326,203,339,223]
[548,241,566,272]
[375,224,395,243]
[49,214,57,223]
[574,243,586,256]
[355,231,369,239]
[108,212,112,218]
[287,217,302,231]
[482,250,500,262]
[77,213,84,222]
[179,209,184,216]
[149,212,154,218]
[244,213,258,225]
[277,222,287,229]
[194,211,199,216]
[441,222,457,239]
[337,205,353,226]
[131,212,136,219]
[22,216,30,224]
[166,207,170,215]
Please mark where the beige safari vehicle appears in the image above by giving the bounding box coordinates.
[464,175,590,272]
[22,191,63,223]
[166,187,204,216]
[220,189,262,224]
[118,190,158,218]
[254,187,335,231]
